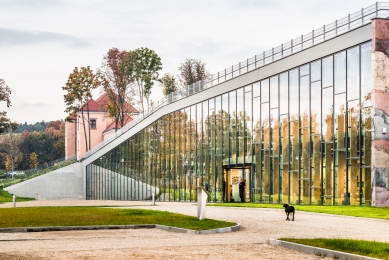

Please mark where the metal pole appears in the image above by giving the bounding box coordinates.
[13,193,16,208]
[312,30,314,46]
[376,2,378,17]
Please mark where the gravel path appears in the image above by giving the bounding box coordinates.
[0,200,388,259]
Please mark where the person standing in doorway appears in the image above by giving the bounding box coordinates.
[239,177,245,203]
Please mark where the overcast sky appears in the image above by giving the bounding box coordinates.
[0,0,376,124]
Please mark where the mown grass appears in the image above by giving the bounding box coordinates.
[209,203,389,220]
[0,207,235,231]
[280,238,389,260]
[0,189,34,203]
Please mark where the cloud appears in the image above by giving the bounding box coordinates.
[0,28,91,48]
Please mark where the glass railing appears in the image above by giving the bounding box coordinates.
[86,2,389,158]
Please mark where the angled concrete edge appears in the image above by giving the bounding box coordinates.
[155,223,241,234]
[0,223,241,235]
[267,239,380,260]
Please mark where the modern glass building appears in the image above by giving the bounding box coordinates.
[83,3,389,207]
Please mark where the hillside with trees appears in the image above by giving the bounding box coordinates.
[0,120,65,171]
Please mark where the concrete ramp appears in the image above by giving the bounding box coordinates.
[5,163,83,200]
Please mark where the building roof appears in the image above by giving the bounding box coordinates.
[95,92,139,114]
[81,99,103,111]
[103,114,133,133]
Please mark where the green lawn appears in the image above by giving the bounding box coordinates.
[0,207,235,231]
[209,203,389,220]
[0,189,34,203]
[280,238,389,260]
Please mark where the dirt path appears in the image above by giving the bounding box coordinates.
[0,200,387,259]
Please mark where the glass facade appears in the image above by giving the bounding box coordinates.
[86,42,372,205]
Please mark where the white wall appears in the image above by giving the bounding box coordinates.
[5,163,84,200]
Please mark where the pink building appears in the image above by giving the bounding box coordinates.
[65,93,139,160]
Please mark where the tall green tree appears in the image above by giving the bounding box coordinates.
[160,73,177,96]
[62,66,99,151]
[178,58,210,88]
[130,47,162,112]
[98,48,137,131]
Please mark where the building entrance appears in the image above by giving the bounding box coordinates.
[223,167,251,202]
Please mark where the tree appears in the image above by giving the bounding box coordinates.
[62,66,100,151]
[160,73,177,96]
[0,79,17,133]
[131,47,162,112]
[29,152,39,169]
[178,59,210,88]
[98,48,138,132]
[5,157,12,172]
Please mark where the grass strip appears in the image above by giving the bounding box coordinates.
[0,189,34,203]
[280,238,389,260]
[0,207,235,231]
[209,203,389,220]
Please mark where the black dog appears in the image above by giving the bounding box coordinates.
[283,204,295,221]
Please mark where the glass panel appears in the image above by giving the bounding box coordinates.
[361,43,371,108]
[229,91,237,164]
[237,88,244,163]
[280,114,289,203]
[361,107,372,205]
[289,69,299,117]
[300,64,309,76]
[334,93,346,205]
[270,108,280,202]
[245,89,253,164]
[311,81,321,204]
[253,82,260,98]
[279,72,288,115]
[348,100,359,205]
[322,56,333,88]
[261,102,270,202]
[300,75,310,204]
[347,46,360,101]
[261,79,269,103]
[253,94,261,201]
[222,94,229,166]
[311,60,321,82]
[334,51,346,94]
[270,76,278,109]
[215,96,223,202]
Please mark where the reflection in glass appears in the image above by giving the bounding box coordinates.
[86,42,372,207]
[334,51,346,94]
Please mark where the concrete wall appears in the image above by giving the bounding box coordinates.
[371,18,389,207]
[5,163,83,200]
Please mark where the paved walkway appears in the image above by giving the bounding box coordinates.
[0,200,388,259]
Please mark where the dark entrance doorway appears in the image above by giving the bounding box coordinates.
[222,166,251,202]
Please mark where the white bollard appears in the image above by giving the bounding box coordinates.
[13,193,16,208]
[152,193,155,206]
[197,187,209,220]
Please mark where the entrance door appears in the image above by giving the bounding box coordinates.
[224,167,251,202]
